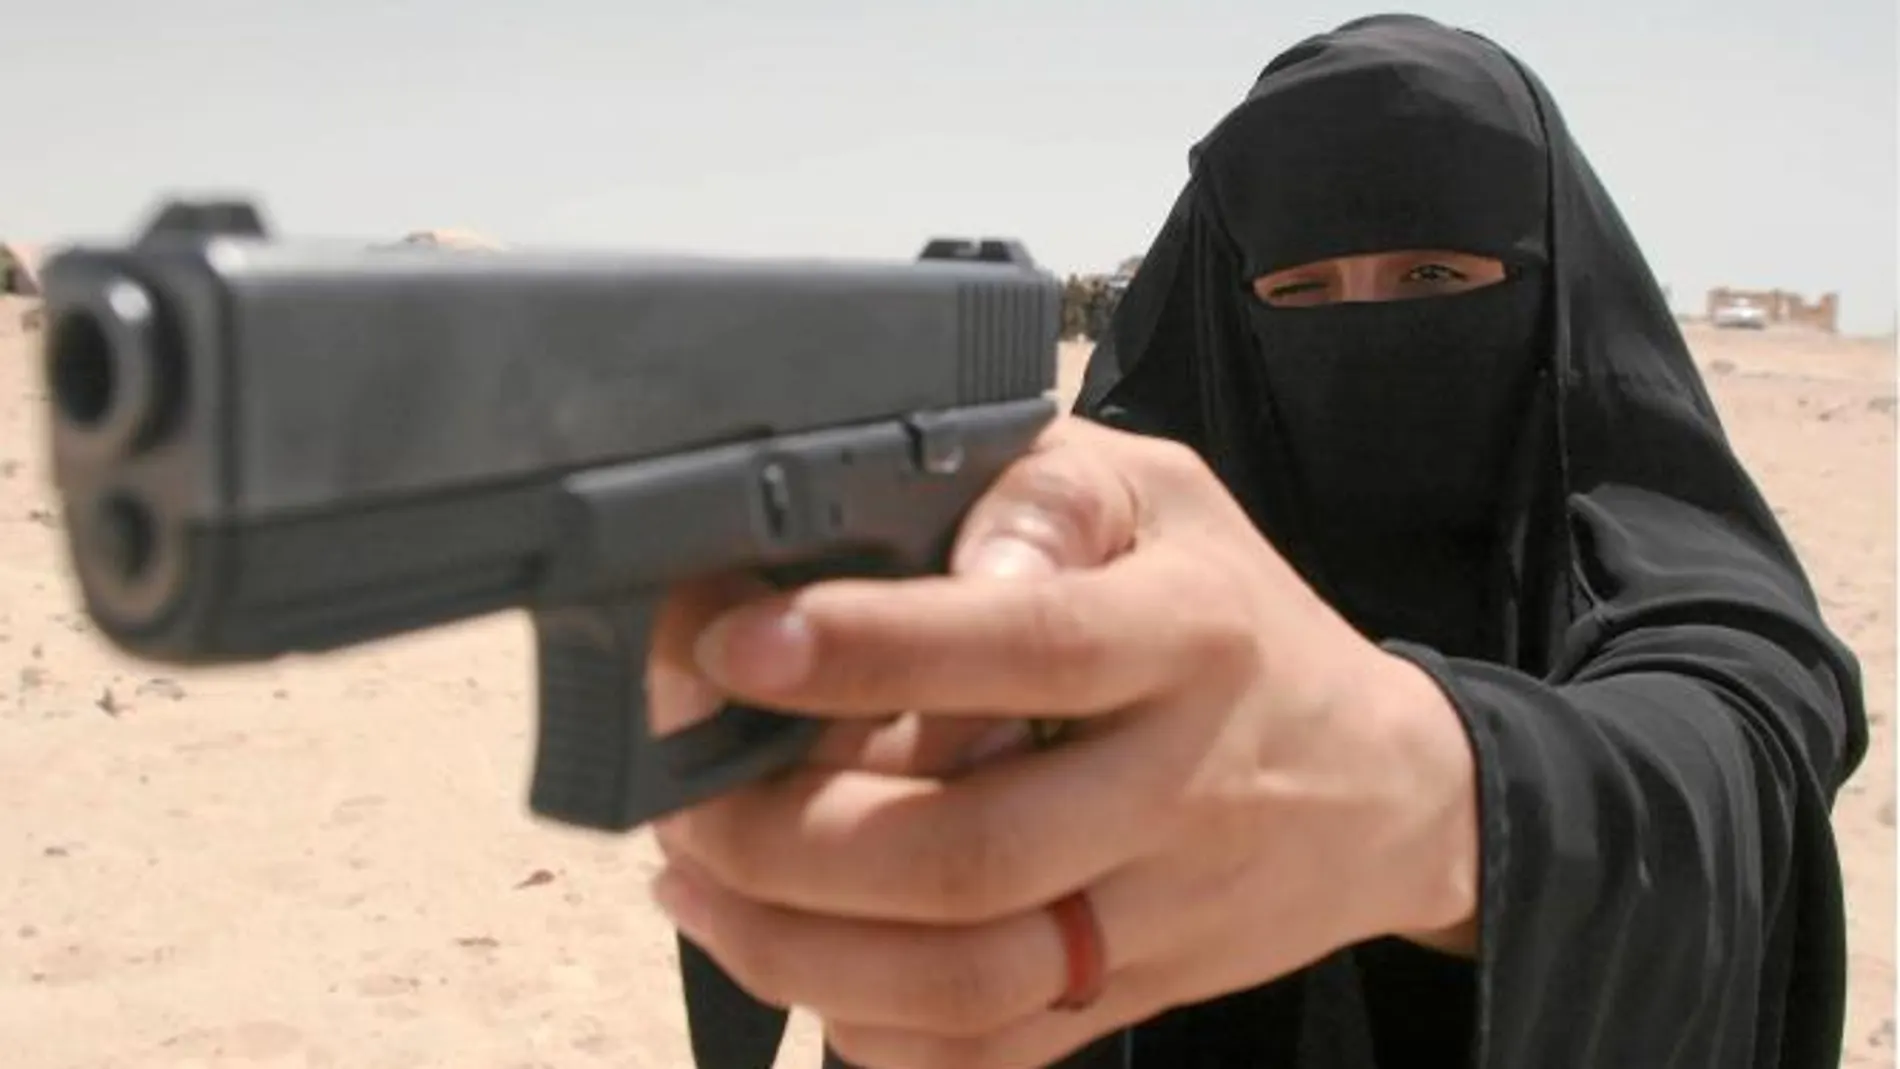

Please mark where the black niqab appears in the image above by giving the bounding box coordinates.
[1203,34,1556,656]
[1074,13,1867,1069]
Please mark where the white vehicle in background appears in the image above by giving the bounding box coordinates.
[1711,301,1769,330]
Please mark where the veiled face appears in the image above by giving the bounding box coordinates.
[1205,29,1550,310]
[1250,249,1508,307]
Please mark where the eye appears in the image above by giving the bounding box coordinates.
[1268,279,1326,299]
[1255,276,1332,306]
[1403,262,1469,285]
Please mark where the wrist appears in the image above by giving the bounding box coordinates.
[1360,650,1482,956]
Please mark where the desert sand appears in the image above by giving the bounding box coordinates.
[1,298,1893,1067]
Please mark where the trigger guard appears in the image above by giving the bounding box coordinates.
[659,703,825,785]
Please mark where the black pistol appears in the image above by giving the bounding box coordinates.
[40,198,1060,834]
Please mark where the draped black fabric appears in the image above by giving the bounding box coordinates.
[1076,14,1867,1069]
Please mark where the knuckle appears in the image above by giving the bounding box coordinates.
[1194,586,1265,679]
[1173,570,1266,693]
[1136,436,1216,494]
[980,453,1119,566]
[1021,457,1112,539]
[1009,589,1114,694]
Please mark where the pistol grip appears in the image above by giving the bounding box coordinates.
[527,598,823,832]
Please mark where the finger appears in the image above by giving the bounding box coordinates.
[823,964,1170,1069]
[650,846,1195,1038]
[651,855,1065,1036]
[949,422,1144,579]
[655,715,1194,926]
[648,576,1036,778]
[852,715,1037,777]
[684,419,1162,716]
[649,573,908,775]
[815,714,1034,778]
[692,547,1244,718]
[648,572,770,737]
[654,648,897,771]
[824,858,1376,1069]
[652,422,1138,732]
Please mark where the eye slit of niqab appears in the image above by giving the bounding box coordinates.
[1250,249,1508,308]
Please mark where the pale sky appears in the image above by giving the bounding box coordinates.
[3,0,1894,334]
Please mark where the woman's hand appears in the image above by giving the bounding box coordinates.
[645,416,1480,1069]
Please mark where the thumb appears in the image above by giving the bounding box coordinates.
[950,419,1142,580]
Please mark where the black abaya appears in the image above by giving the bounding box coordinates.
[1075,14,1867,1069]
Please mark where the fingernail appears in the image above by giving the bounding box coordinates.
[954,721,1035,771]
[695,604,814,694]
[651,868,712,942]
[964,537,1058,579]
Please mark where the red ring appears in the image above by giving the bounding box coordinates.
[1047,890,1107,1012]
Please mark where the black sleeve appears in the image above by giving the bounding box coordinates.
[1383,492,1863,1069]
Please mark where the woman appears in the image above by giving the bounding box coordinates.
[647,14,1867,1069]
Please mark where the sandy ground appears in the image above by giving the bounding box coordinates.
[0,295,1893,1068]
